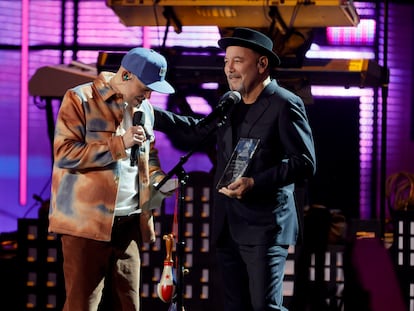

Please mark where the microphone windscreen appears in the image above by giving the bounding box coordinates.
[133,111,145,126]
[220,91,241,105]
[228,91,241,104]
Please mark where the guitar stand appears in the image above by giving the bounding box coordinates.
[155,116,228,311]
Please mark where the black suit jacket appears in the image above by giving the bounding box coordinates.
[154,80,316,246]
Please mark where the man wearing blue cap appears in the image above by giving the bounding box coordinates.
[48,47,175,310]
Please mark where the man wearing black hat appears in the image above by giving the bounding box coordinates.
[154,27,316,310]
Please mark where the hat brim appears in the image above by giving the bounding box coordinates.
[218,37,281,67]
[147,80,175,94]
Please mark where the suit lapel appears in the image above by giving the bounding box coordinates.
[221,81,275,158]
[241,82,275,136]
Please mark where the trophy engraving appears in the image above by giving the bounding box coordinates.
[216,138,260,189]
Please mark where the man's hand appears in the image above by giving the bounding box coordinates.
[122,125,147,149]
[218,177,254,199]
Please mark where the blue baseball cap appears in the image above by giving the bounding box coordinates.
[121,47,175,94]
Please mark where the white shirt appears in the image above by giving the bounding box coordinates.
[114,104,140,216]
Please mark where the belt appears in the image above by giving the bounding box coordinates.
[114,214,139,226]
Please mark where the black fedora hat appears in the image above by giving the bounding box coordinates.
[218,27,281,67]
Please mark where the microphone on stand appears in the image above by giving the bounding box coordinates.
[154,92,241,192]
[197,91,241,127]
[130,111,145,167]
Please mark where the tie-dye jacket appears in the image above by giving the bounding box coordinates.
[48,72,165,241]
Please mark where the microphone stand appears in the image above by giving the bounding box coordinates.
[155,115,229,311]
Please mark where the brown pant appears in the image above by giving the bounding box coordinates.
[61,215,141,311]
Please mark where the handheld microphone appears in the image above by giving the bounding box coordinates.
[197,91,241,127]
[130,111,145,167]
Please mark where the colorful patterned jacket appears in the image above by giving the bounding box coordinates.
[48,72,165,241]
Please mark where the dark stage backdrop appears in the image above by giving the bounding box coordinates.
[306,97,360,220]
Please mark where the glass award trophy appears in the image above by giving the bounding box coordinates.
[216,137,260,189]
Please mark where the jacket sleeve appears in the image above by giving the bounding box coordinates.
[252,95,316,191]
[153,105,218,148]
[153,106,200,130]
[53,89,126,171]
